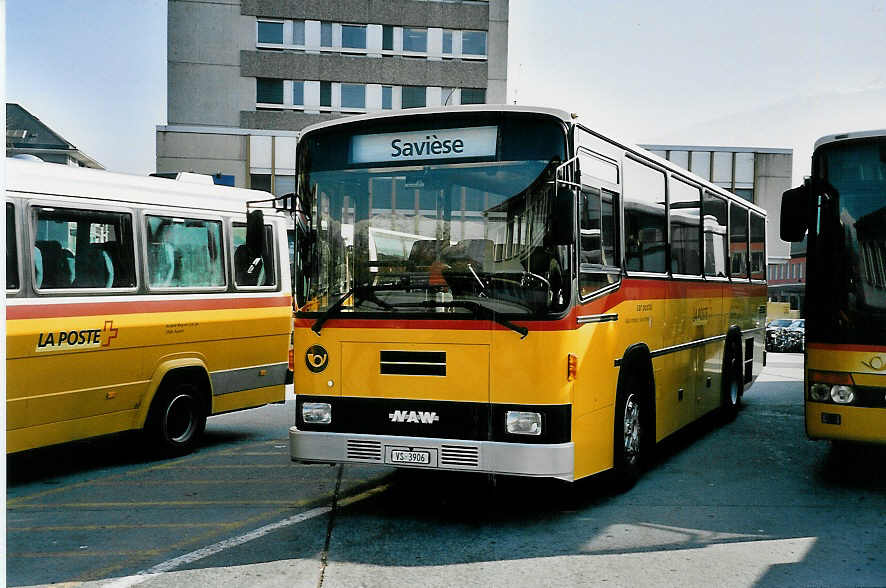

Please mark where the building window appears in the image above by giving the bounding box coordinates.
[342,24,366,49]
[460,88,485,105]
[734,188,753,202]
[690,151,711,180]
[442,87,457,106]
[320,81,332,107]
[442,30,453,55]
[402,86,426,109]
[381,86,393,110]
[403,28,427,53]
[321,22,333,47]
[293,20,305,46]
[257,20,284,45]
[712,152,732,185]
[341,84,366,109]
[257,78,283,104]
[293,81,304,106]
[461,30,487,56]
[382,25,393,51]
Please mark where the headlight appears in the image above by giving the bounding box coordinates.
[830,385,855,405]
[506,411,542,435]
[809,383,830,402]
[302,402,332,424]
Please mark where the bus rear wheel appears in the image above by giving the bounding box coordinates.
[147,378,206,456]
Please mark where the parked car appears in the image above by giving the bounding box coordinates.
[766,318,797,352]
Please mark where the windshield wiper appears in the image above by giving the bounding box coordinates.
[311,284,395,334]
[389,299,528,339]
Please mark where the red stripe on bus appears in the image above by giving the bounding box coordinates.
[6,295,293,320]
[807,343,886,353]
[293,278,765,332]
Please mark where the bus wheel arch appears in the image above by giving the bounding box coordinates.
[721,326,744,421]
[613,344,656,489]
[142,361,211,455]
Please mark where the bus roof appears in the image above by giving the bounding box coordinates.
[5,157,278,215]
[814,129,886,150]
[298,104,576,137]
[296,105,765,216]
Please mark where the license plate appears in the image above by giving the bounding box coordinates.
[389,450,431,465]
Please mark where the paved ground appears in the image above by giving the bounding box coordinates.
[7,353,886,587]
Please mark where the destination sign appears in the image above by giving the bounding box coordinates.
[350,126,498,164]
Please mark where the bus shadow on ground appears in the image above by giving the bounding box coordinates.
[6,428,255,487]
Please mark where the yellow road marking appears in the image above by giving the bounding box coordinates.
[9,523,227,532]
[11,550,163,559]
[9,498,314,509]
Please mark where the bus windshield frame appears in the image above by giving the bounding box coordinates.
[294,112,570,319]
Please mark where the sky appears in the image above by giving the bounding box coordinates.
[6,0,886,185]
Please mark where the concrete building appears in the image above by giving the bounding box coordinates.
[6,103,104,169]
[640,144,794,270]
[158,0,509,193]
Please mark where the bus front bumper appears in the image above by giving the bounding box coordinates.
[289,428,575,481]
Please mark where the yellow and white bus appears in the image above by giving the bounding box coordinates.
[6,158,293,454]
[287,105,766,485]
[782,129,886,445]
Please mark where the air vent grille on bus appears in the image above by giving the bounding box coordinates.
[440,445,480,468]
[346,439,382,461]
[380,350,446,376]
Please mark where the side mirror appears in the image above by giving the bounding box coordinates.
[780,184,812,242]
[246,209,265,256]
[550,186,575,245]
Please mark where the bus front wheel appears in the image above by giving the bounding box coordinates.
[613,373,649,490]
[721,338,742,422]
[146,377,207,455]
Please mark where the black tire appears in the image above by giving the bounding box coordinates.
[146,378,206,456]
[721,338,742,422]
[613,371,648,490]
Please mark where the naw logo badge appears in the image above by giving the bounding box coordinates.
[388,410,440,424]
[36,320,119,352]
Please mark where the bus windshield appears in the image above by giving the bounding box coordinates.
[810,138,886,344]
[296,114,568,317]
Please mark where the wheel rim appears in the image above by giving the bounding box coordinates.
[163,393,196,444]
[623,393,641,464]
[729,357,740,405]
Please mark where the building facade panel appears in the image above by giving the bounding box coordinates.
[168,0,252,65]
[168,62,254,126]
[241,50,488,87]
[241,0,489,29]
[241,110,338,131]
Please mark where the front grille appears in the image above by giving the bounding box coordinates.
[346,439,382,461]
[380,350,446,376]
[440,445,480,468]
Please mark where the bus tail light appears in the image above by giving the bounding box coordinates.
[289,348,295,372]
[567,354,578,382]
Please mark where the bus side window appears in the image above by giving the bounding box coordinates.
[232,223,277,287]
[669,177,702,276]
[703,192,728,278]
[750,211,766,280]
[7,203,19,290]
[147,216,225,289]
[623,158,666,273]
[33,207,135,290]
[579,187,619,297]
[730,203,749,279]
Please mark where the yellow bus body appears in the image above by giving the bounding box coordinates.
[293,280,765,480]
[805,344,886,444]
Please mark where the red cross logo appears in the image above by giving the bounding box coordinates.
[102,320,119,347]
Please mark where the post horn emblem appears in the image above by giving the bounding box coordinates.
[305,345,329,373]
